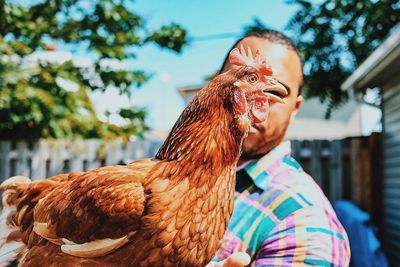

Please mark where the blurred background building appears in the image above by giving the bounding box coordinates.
[342,25,400,265]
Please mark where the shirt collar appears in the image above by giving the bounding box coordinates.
[240,141,292,189]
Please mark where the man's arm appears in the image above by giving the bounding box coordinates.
[254,206,350,266]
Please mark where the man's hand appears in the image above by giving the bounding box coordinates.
[206,252,251,267]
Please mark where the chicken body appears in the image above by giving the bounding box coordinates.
[0,47,287,266]
[0,83,242,267]
[12,159,235,267]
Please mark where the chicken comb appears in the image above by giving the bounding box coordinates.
[228,45,273,77]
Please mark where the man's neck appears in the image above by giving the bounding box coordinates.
[237,158,252,166]
[237,151,271,165]
[238,138,291,166]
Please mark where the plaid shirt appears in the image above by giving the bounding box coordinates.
[214,141,351,266]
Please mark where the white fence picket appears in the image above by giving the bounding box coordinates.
[0,139,163,182]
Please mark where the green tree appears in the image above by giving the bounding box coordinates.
[286,0,400,117]
[0,0,187,140]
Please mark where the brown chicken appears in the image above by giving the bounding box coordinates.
[0,46,287,267]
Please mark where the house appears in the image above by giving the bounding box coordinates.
[341,25,400,266]
[178,85,379,140]
[286,97,370,139]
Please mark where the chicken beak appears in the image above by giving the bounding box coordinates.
[262,82,288,104]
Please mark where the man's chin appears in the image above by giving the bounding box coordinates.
[241,142,266,159]
[241,135,282,159]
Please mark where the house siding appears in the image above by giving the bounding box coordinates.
[383,82,400,265]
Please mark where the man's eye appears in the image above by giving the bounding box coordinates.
[247,74,258,83]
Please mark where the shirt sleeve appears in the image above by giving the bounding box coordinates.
[253,206,351,266]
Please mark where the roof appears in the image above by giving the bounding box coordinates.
[295,97,359,123]
[177,84,206,96]
[341,25,400,91]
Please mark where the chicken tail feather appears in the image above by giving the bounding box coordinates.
[0,176,31,266]
[0,241,26,267]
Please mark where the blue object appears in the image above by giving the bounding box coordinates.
[334,200,388,267]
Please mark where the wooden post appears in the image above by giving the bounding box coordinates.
[0,141,11,182]
[87,139,102,170]
[330,140,343,202]
[298,140,311,174]
[70,140,84,173]
[31,141,48,180]
[49,140,64,176]
[350,138,361,205]
[291,140,301,160]
[16,141,29,177]
[369,133,383,229]
[341,138,352,200]
[310,140,322,187]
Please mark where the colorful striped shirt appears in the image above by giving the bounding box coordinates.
[213,141,351,266]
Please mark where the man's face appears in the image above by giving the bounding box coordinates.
[223,37,303,157]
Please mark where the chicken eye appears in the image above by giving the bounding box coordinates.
[247,74,258,84]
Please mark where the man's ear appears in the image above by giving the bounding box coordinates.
[289,95,303,123]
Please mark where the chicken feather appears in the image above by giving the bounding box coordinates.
[0,47,288,267]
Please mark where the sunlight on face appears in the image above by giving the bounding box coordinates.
[225,37,303,157]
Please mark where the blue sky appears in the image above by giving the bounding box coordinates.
[124,0,299,130]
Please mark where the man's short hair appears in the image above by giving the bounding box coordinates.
[220,28,304,95]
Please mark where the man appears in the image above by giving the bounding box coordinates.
[211,29,350,266]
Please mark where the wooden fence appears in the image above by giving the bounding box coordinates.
[0,134,382,225]
[291,133,382,227]
[0,138,163,182]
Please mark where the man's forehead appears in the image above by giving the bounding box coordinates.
[237,38,290,62]
[223,39,282,72]
[235,37,302,95]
